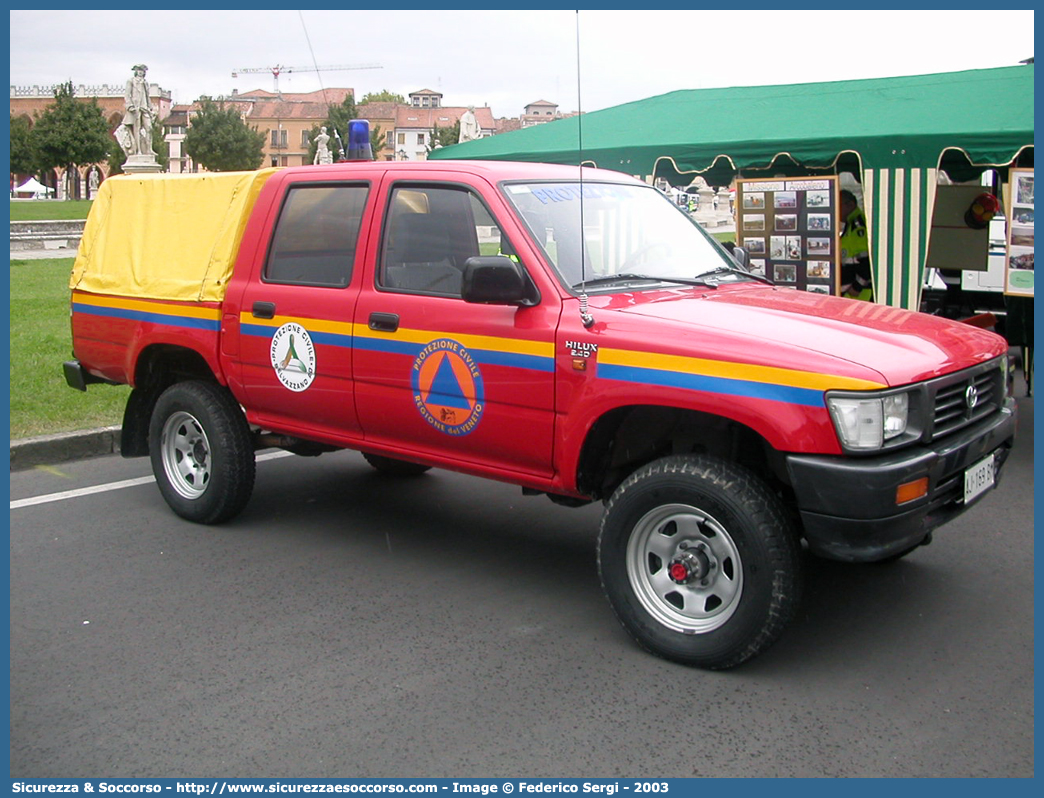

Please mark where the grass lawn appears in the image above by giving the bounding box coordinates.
[10,199,93,221]
[10,257,130,438]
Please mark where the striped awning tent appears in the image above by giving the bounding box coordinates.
[430,65,1033,310]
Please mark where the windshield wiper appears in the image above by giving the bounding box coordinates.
[573,273,715,290]
[695,265,775,285]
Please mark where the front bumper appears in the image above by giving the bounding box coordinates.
[786,398,1017,562]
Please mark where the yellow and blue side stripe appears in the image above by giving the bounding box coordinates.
[72,294,221,331]
[73,296,881,407]
[241,313,557,373]
[241,315,354,350]
[598,348,884,408]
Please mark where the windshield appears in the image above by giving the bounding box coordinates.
[502,180,740,291]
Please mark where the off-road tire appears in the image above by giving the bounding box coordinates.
[598,454,802,669]
[149,380,256,524]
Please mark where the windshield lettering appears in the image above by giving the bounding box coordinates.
[530,184,624,205]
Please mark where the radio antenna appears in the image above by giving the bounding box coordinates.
[575,10,595,329]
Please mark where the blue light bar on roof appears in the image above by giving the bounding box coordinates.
[346,119,373,161]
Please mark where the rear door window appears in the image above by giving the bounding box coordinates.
[265,184,369,287]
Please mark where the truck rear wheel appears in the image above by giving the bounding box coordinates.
[149,381,256,524]
[598,454,802,669]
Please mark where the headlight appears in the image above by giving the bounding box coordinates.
[827,392,909,450]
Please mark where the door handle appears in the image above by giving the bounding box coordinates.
[252,301,276,319]
[369,312,400,332]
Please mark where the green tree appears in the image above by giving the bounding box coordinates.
[184,98,266,172]
[428,119,461,152]
[361,90,405,104]
[151,115,170,170]
[31,82,112,198]
[9,115,38,175]
[369,124,385,160]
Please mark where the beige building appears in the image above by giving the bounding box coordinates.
[162,106,192,173]
[390,90,496,161]
[164,88,409,169]
[520,99,565,127]
[494,99,579,135]
[223,88,356,169]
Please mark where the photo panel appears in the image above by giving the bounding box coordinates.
[1005,169,1034,297]
[736,176,840,294]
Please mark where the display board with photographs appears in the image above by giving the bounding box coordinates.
[736,177,840,294]
[1005,169,1033,297]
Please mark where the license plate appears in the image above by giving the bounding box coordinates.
[964,453,996,505]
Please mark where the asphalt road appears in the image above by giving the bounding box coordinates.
[9,388,1034,779]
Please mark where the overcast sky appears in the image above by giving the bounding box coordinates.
[9,9,1035,118]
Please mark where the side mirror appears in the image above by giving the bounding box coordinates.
[731,246,750,270]
[462,256,530,305]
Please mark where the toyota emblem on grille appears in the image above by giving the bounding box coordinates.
[965,384,979,410]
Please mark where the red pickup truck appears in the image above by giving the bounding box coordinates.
[65,158,1017,669]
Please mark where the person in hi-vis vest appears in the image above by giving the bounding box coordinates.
[839,189,873,301]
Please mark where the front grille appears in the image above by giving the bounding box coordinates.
[927,361,1002,441]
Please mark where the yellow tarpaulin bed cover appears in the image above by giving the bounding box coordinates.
[70,168,280,303]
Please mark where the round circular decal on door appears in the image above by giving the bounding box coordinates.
[411,338,485,436]
[270,322,316,392]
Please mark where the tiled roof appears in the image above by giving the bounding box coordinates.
[237,88,355,104]
[395,105,495,130]
[161,92,571,139]
[495,118,522,134]
[196,88,358,120]
[244,101,344,120]
[160,100,253,120]
[163,109,189,125]
[357,101,400,122]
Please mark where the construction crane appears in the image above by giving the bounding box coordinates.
[231,63,382,94]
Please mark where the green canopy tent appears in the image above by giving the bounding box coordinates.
[430,65,1034,309]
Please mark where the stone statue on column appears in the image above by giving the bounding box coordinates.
[313,127,333,164]
[716,186,734,225]
[692,178,720,228]
[459,106,480,143]
[116,64,162,173]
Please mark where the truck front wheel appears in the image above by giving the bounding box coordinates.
[598,455,802,669]
[149,381,256,524]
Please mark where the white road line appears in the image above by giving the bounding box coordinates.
[10,450,294,510]
[11,476,155,509]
